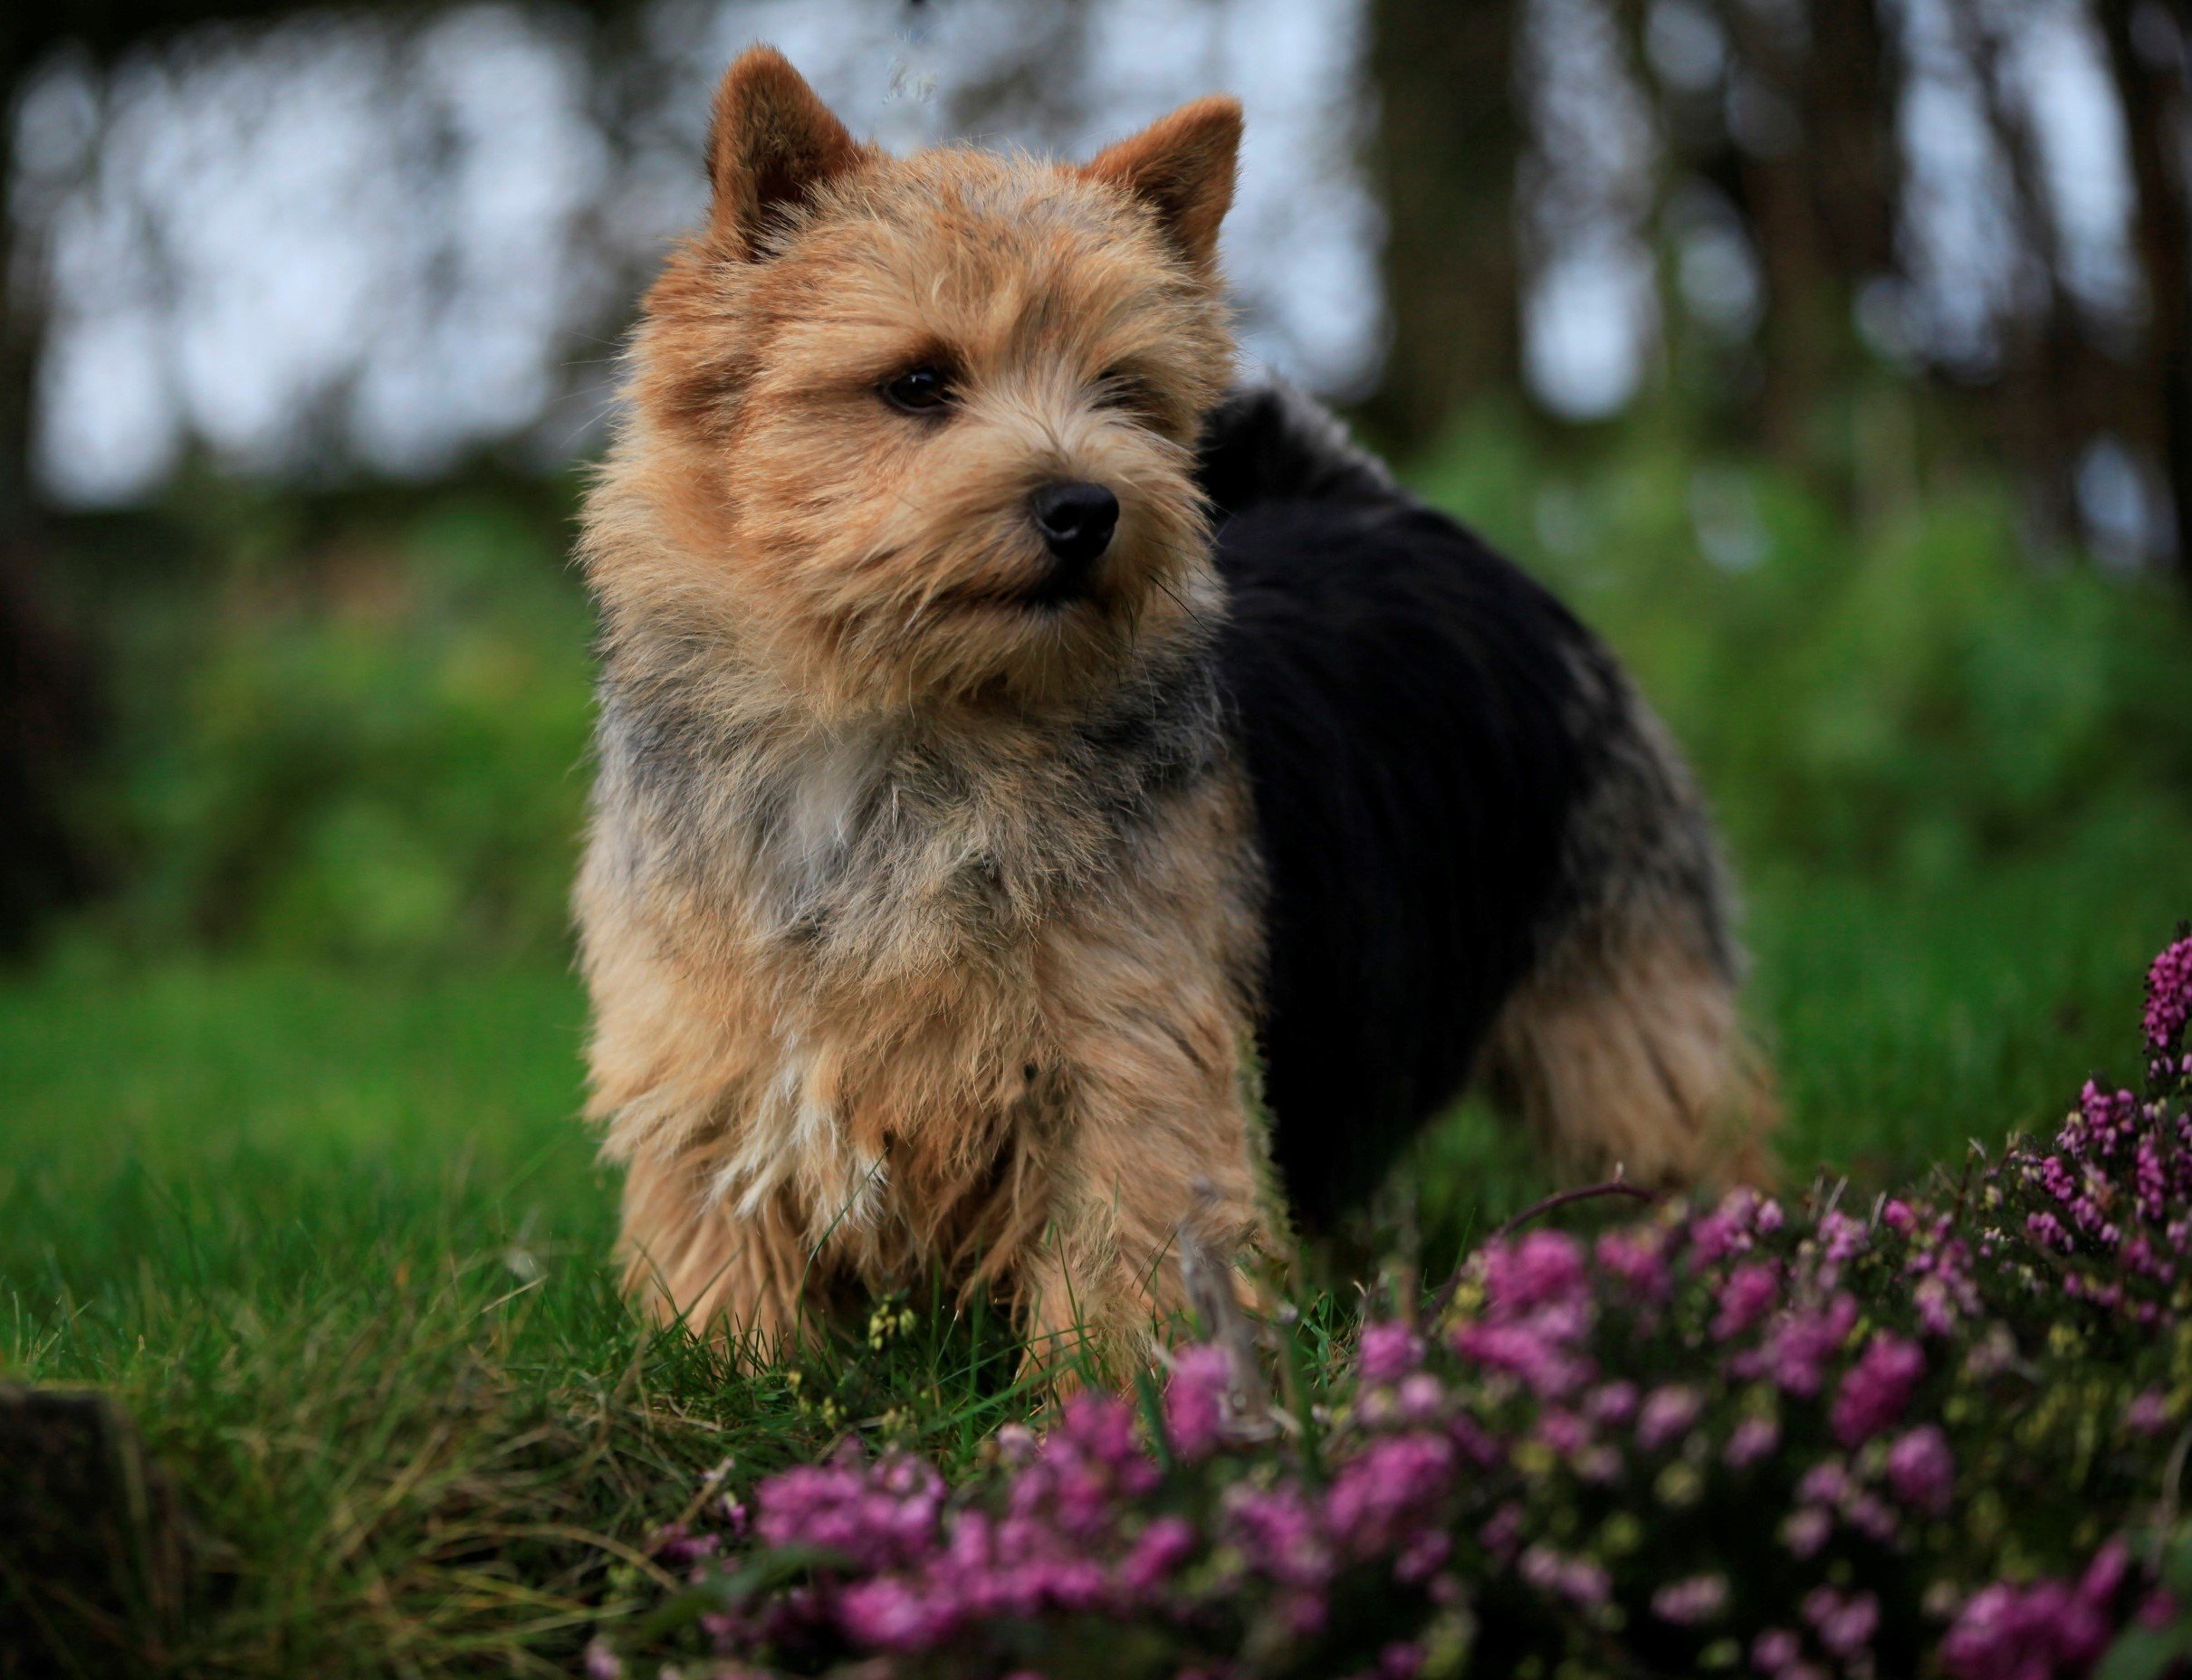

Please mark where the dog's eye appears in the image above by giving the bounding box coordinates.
[881,367,953,415]
[1095,367,1161,423]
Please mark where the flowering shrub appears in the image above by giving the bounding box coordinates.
[602,930,2192,1679]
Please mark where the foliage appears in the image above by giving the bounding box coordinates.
[41,401,2192,973]
[62,484,593,963]
[594,932,2192,1679]
[1416,402,2192,887]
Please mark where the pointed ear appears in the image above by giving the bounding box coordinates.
[707,46,864,258]
[1080,96,1243,270]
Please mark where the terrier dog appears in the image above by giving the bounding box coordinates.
[576,46,1772,1364]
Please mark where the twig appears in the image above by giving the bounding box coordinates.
[1428,1175,1661,1320]
[1488,1178,1661,1244]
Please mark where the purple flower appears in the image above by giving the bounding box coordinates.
[1803,1586,1881,1657]
[1586,1380,1640,1427]
[1713,1262,1782,1341]
[1636,1384,1702,1451]
[1323,1433,1459,1558]
[2146,932,2192,1061]
[1725,1414,1780,1468]
[1163,1343,1232,1460]
[1886,1425,1955,1516]
[1751,1628,1802,1672]
[1594,1227,1671,1301]
[837,1575,963,1651]
[1117,1515,1196,1592]
[1483,1230,1589,1311]
[1519,1543,1611,1607]
[1358,1322,1426,1384]
[1831,1332,1925,1446]
[2125,1389,2172,1436]
[1652,1572,1730,1624]
[1780,1506,1832,1560]
[753,1453,944,1573]
[1741,1293,1859,1396]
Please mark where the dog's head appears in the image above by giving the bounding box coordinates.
[593,47,1240,716]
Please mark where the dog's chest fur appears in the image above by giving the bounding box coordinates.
[583,643,1245,1259]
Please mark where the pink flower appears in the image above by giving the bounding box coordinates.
[2125,1389,2172,1436]
[1163,1343,1232,1460]
[1886,1425,1955,1516]
[837,1575,962,1650]
[1831,1332,1925,1446]
[1712,1262,1781,1341]
[1323,1433,1459,1558]
[1804,1586,1881,1657]
[1358,1322,1426,1384]
[2145,932,2192,1060]
[1724,1414,1780,1468]
[1519,1543,1611,1607]
[1481,1231,1589,1312]
[1636,1384,1702,1450]
[1743,1293,1859,1396]
[1594,1228,1671,1301]
[1652,1572,1729,1624]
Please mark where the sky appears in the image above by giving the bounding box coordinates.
[5,0,2143,506]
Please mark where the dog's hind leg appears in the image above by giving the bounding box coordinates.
[1482,663,1778,1191]
[1482,911,1777,1190]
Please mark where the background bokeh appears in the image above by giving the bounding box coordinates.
[4,0,2190,1213]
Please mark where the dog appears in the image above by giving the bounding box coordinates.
[575,46,1773,1366]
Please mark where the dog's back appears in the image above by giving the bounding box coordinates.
[1203,385,1774,1224]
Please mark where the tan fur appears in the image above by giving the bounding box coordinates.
[1485,911,1779,1189]
[577,48,1271,1367]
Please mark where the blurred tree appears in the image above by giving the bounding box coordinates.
[1629,0,1900,462]
[1362,0,1522,453]
[2096,0,2191,589]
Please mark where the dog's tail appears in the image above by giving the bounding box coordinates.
[1480,659,1779,1190]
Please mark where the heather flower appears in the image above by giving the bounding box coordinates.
[1518,1543,1611,1608]
[1780,1506,1832,1560]
[1483,1230,1589,1311]
[1724,1413,1779,1468]
[1938,1541,2131,1680]
[1164,1343,1232,1461]
[2125,1388,2171,1436]
[1323,1433,1460,1558]
[1739,1293,1859,1396]
[1652,1572,1729,1624]
[1594,1227,1671,1301]
[631,932,2192,1680]
[1712,1261,1781,1341]
[837,1576,962,1651]
[1802,1586,1880,1656]
[2147,931,2192,1063]
[1637,1384,1703,1450]
[1885,1425,1954,1515]
[1358,1322,1425,1384]
[1830,1333,1925,1446]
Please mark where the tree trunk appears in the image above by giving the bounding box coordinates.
[0,57,100,953]
[1360,0,1523,455]
[2097,0,2192,590]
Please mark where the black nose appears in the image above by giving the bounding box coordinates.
[1029,481,1119,568]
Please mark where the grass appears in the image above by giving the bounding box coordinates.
[4,840,2185,1675]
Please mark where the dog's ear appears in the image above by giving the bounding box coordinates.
[707,46,864,258]
[1081,96,1243,270]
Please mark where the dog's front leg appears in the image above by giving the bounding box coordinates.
[617,1141,825,1361]
[1012,988,1276,1374]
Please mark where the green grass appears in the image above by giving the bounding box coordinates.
[4,844,2184,1674]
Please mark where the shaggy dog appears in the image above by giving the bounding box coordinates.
[575,47,1773,1365]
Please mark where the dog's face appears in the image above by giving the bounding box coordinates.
[601,48,1240,716]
